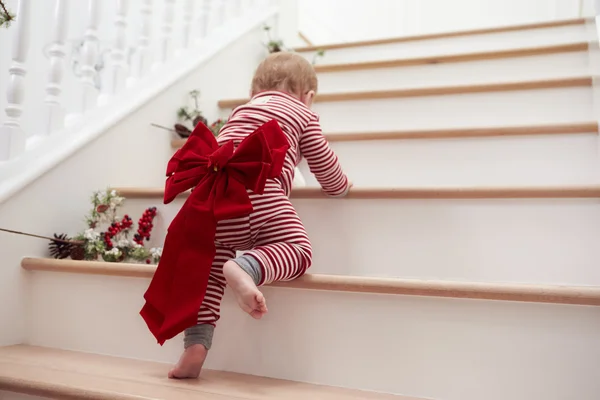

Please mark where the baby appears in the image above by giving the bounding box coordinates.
[168,52,351,379]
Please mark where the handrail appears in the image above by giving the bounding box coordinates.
[113,186,600,200]
[21,258,600,306]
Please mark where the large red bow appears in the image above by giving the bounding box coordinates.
[140,119,289,345]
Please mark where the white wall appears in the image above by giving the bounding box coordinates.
[0,18,272,346]
[299,0,596,44]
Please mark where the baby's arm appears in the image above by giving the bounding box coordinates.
[299,115,351,197]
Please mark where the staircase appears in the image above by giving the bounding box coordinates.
[2,13,600,400]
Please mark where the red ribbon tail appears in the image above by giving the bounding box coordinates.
[140,209,217,345]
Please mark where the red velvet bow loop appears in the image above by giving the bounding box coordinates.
[140,119,289,345]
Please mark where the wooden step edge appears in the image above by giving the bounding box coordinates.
[21,258,600,307]
[171,122,599,148]
[111,186,600,200]
[315,42,590,73]
[0,375,143,400]
[298,31,314,47]
[217,76,592,108]
[0,346,423,400]
[294,17,590,52]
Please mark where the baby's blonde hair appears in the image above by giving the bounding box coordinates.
[251,52,318,97]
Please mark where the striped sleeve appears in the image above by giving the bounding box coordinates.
[299,115,350,197]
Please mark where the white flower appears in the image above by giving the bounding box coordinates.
[109,196,124,209]
[134,243,143,249]
[105,247,122,256]
[150,247,162,258]
[84,228,100,241]
[110,190,117,197]
[117,239,131,248]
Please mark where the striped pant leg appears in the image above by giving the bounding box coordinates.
[244,199,312,286]
[195,243,236,327]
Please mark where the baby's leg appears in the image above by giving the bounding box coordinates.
[168,244,235,379]
[225,209,312,318]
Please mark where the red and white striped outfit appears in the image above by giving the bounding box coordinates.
[196,91,350,326]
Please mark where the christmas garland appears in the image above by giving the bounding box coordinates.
[0,1,15,28]
[50,190,162,264]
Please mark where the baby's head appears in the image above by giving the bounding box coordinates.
[251,52,318,108]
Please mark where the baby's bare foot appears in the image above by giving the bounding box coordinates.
[223,260,268,319]
[168,344,208,379]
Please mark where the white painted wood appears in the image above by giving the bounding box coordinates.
[0,9,278,203]
[127,0,153,86]
[156,0,176,66]
[298,133,600,187]
[215,0,227,27]
[195,0,212,40]
[119,196,600,285]
[42,0,69,136]
[300,24,594,65]
[79,0,101,113]
[181,0,195,49]
[317,51,591,93]
[232,0,243,17]
[0,0,31,161]
[26,271,600,400]
[312,87,593,132]
[108,0,130,95]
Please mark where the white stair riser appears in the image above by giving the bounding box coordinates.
[26,272,600,400]
[313,87,593,132]
[303,24,593,65]
[318,52,590,93]
[298,133,600,187]
[120,198,600,285]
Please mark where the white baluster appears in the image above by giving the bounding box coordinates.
[156,0,176,67]
[215,0,226,28]
[196,0,212,40]
[43,0,69,136]
[232,0,242,17]
[79,0,100,114]
[127,0,153,86]
[181,0,195,49]
[1,0,31,160]
[108,0,129,95]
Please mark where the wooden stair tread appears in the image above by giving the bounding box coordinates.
[171,122,598,148]
[217,76,592,109]
[294,17,589,52]
[314,42,590,73]
[0,345,417,400]
[21,258,600,306]
[113,186,600,200]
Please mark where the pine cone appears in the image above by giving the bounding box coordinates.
[193,115,208,127]
[69,244,86,261]
[174,123,191,138]
[49,233,73,259]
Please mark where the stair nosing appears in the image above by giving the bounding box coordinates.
[217,76,593,108]
[294,17,590,52]
[112,186,600,200]
[314,42,590,73]
[170,122,599,148]
[0,345,423,400]
[21,258,600,306]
